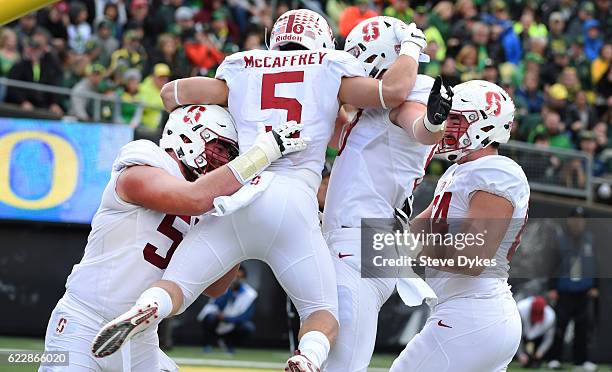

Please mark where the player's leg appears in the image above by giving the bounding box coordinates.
[129,329,178,372]
[92,215,244,358]
[390,297,521,372]
[248,176,339,370]
[40,297,105,371]
[323,258,395,372]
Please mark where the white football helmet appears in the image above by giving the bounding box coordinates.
[435,80,515,162]
[269,9,334,51]
[159,105,239,176]
[344,16,400,78]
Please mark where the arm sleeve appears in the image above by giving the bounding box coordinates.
[215,53,243,83]
[406,75,434,105]
[328,50,367,78]
[102,140,176,209]
[112,140,173,172]
[467,165,529,209]
[536,323,555,356]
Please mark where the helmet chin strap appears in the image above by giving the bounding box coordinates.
[264,27,270,50]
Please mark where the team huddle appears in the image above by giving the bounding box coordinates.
[40,8,529,372]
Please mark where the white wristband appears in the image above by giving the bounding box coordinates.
[378,80,387,110]
[422,114,445,133]
[174,80,182,106]
[399,42,421,64]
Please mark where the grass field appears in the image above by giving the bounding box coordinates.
[0,336,609,371]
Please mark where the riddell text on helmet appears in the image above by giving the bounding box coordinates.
[277,34,302,43]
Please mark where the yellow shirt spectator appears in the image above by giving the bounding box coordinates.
[138,63,170,130]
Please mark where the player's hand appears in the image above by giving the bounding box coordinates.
[254,121,308,162]
[424,76,453,133]
[227,121,308,184]
[394,21,427,54]
[270,120,309,157]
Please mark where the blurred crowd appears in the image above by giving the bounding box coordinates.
[0,0,610,175]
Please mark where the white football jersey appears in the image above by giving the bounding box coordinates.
[215,48,365,177]
[65,140,200,320]
[425,155,530,303]
[323,75,435,234]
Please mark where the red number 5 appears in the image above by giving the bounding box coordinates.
[261,71,304,125]
[143,215,191,269]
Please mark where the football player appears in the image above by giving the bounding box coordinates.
[40,105,305,372]
[91,9,428,372]
[321,16,453,372]
[390,81,529,372]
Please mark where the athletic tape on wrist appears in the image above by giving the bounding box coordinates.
[227,146,271,184]
[422,114,445,133]
[174,80,182,106]
[378,80,388,110]
[399,42,421,64]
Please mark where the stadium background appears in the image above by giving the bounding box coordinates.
[0,0,611,370]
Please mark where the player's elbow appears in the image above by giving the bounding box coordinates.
[191,194,215,215]
[383,83,408,109]
[160,82,175,111]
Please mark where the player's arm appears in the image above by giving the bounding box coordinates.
[117,122,307,215]
[421,191,514,276]
[328,106,350,151]
[117,165,241,216]
[160,77,229,112]
[339,23,426,109]
[460,191,514,274]
[407,201,434,238]
[389,76,453,145]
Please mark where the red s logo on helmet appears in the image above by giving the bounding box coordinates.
[485,91,502,116]
[362,21,380,42]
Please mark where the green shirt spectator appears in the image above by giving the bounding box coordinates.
[413,6,446,61]
[0,28,19,76]
[119,68,143,126]
[110,30,147,75]
[528,110,573,149]
[138,63,170,130]
[383,0,413,24]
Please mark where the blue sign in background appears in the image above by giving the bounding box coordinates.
[0,118,133,224]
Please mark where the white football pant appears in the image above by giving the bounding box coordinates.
[390,295,521,372]
[40,293,177,372]
[322,228,433,372]
[163,172,338,322]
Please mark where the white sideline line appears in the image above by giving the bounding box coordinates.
[174,357,284,369]
[0,348,388,371]
[175,357,388,372]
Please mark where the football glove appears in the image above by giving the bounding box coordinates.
[423,76,454,133]
[393,22,427,62]
[227,121,308,184]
